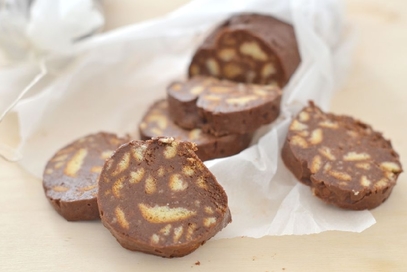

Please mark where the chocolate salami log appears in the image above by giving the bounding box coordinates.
[42,132,129,221]
[98,138,231,257]
[168,76,282,136]
[188,13,301,87]
[139,99,252,161]
[282,102,403,210]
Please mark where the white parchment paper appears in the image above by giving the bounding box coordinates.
[2,0,376,237]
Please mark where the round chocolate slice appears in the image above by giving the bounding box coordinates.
[97,138,231,258]
[282,102,403,210]
[42,132,129,221]
[139,99,252,161]
[167,76,217,130]
[196,78,281,136]
[188,13,301,87]
[168,76,282,137]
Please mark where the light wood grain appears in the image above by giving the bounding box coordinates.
[1,0,406,271]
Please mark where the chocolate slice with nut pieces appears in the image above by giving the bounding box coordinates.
[188,13,301,87]
[42,132,129,221]
[139,99,252,161]
[97,137,231,258]
[282,102,403,210]
[168,76,282,136]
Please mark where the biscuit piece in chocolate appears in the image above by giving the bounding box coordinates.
[98,138,231,258]
[282,103,403,210]
[139,99,252,161]
[168,76,282,137]
[43,132,129,221]
[189,13,301,87]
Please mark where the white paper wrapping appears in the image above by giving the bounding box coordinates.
[0,0,104,159]
[1,0,376,237]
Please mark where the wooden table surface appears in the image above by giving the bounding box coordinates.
[1,0,406,271]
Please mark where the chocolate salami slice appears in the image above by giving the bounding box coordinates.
[42,132,129,221]
[98,138,231,257]
[139,99,252,161]
[168,76,282,137]
[188,13,301,87]
[282,102,403,210]
[167,76,217,130]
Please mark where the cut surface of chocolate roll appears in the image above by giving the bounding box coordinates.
[282,103,403,210]
[167,76,217,130]
[98,138,231,258]
[188,13,301,87]
[42,132,129,221]
[168,76,282,137]
[139,99,251,161]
